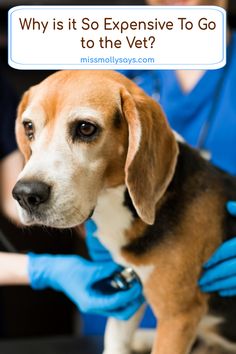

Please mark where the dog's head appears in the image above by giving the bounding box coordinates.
[13,70,178,228]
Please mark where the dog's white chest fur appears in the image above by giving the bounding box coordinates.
[92,185,132,266]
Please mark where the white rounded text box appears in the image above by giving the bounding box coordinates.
[8,6,226,70]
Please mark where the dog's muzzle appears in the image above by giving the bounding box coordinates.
[12,180,51,213]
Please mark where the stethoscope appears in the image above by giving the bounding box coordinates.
[151,33,233,161]
[195,34,233,160]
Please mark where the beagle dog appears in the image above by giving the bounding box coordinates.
[13,70,236,354]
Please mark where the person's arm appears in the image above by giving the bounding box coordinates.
[199,201,236,296]
[0,252,29,285]
[0,250,143,320]
[0,150,23,223]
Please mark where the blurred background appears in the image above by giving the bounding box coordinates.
[0,0,235,347]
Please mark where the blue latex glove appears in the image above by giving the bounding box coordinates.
[28,253,144,320]
[199,201,236,296]
[85,219,113,262]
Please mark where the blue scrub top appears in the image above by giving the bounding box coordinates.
[119,31,236,176]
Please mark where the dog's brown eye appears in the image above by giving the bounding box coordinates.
[23,120,34,141]
[74,121,98,142]
[69,120,100,143]
[77,122,97,138]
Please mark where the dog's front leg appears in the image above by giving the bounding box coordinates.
[150,304,206,354]
[142,265,208,354]
[102,304,145,354]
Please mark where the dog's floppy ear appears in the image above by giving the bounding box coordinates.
[121,88,179,225]
[15,90,31,162]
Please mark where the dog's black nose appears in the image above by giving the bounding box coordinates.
[12,180,51,212]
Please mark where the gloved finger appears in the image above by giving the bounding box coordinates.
[203,238,236,269]
[88,281,143,312]
[114,295,145,321]
[85,219,97,233]
[92,262,121,281]
[86,234,112,262]
[96,295,145,321]
[199,258,236,286]
[227,201,236,216]
[219,288,236,297]
[200,275,236,293]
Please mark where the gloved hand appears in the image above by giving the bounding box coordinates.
[85,219,113,262]
[199,201,236,296]
[85,219,145,312]
[28,252,144,320]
